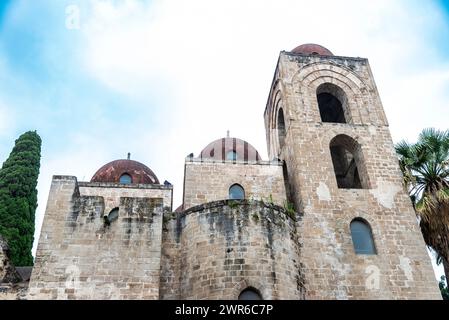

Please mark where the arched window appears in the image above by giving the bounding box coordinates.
[316,83,348,123]
[119,173,132,184]
[238,287,262,300]
[104,207,119,225]
[330,134,368,189]
[350,218,376,255]
[277,107,286,149]
[227,150,238,161]
[229,184,245,200]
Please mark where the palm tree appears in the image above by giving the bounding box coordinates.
[395,128,449,289]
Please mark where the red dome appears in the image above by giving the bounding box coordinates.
[199,137,261,162]
[91,159,159,184]
[291,43,333,56]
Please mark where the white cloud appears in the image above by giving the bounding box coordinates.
[381,68,449,143]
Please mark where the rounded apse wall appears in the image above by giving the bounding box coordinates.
[175,200,304,299]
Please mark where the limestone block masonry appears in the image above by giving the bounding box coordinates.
[160,200,304,299]
[25,44,442,300]
[1,236,27,300]
[183,159,287,210]
[0,235,20,284]
[27,176,171,299]
[264,50,441,299]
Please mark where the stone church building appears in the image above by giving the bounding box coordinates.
[22,44,441,299]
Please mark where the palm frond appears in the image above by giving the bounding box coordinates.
[395,128,449,264]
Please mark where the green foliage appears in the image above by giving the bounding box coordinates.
[283,201,296,219]
[260,194,274,207]
[251,213,259,222]
[439,276,449,300]
[0,131,41,266]
[228,200,239,209]
[395,128,449,288]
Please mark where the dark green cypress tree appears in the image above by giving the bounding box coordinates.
[0,131,41,266]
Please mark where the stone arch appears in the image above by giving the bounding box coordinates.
[104,207,119,225]
[277,106,286,150]
[329,134,370,189]
[238,286,263,300]
[292,62,368,89]
[233,279,270,300]
[268,80,284,131]
[316,83,349,123]
[308,76,363,124]
[291,63,371,124]
[270,90,283,130]
[103,201,120,220]
[268,86,286,158]
[229,183,245,200]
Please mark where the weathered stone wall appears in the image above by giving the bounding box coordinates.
[79,181,172,212]
[28,176,169,299]
[0,235,19,284]
[0,282,28,300]
[183,159,287,210]
[159,211,181,300]
[0,236,8,282]
[264,52,441,299]
[0,235,26,300]
[160,200,304,299]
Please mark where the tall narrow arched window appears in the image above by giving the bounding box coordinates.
[238,287,262,300]
[330,134,368,189]
[277,107,286,149]
[119,173,132,184]
[316,83,349,123]
[229,184,245,200]
[350,218,376,255]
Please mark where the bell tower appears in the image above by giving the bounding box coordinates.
[264,43,441,299]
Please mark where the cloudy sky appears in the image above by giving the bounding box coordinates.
[0,0,448,279]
